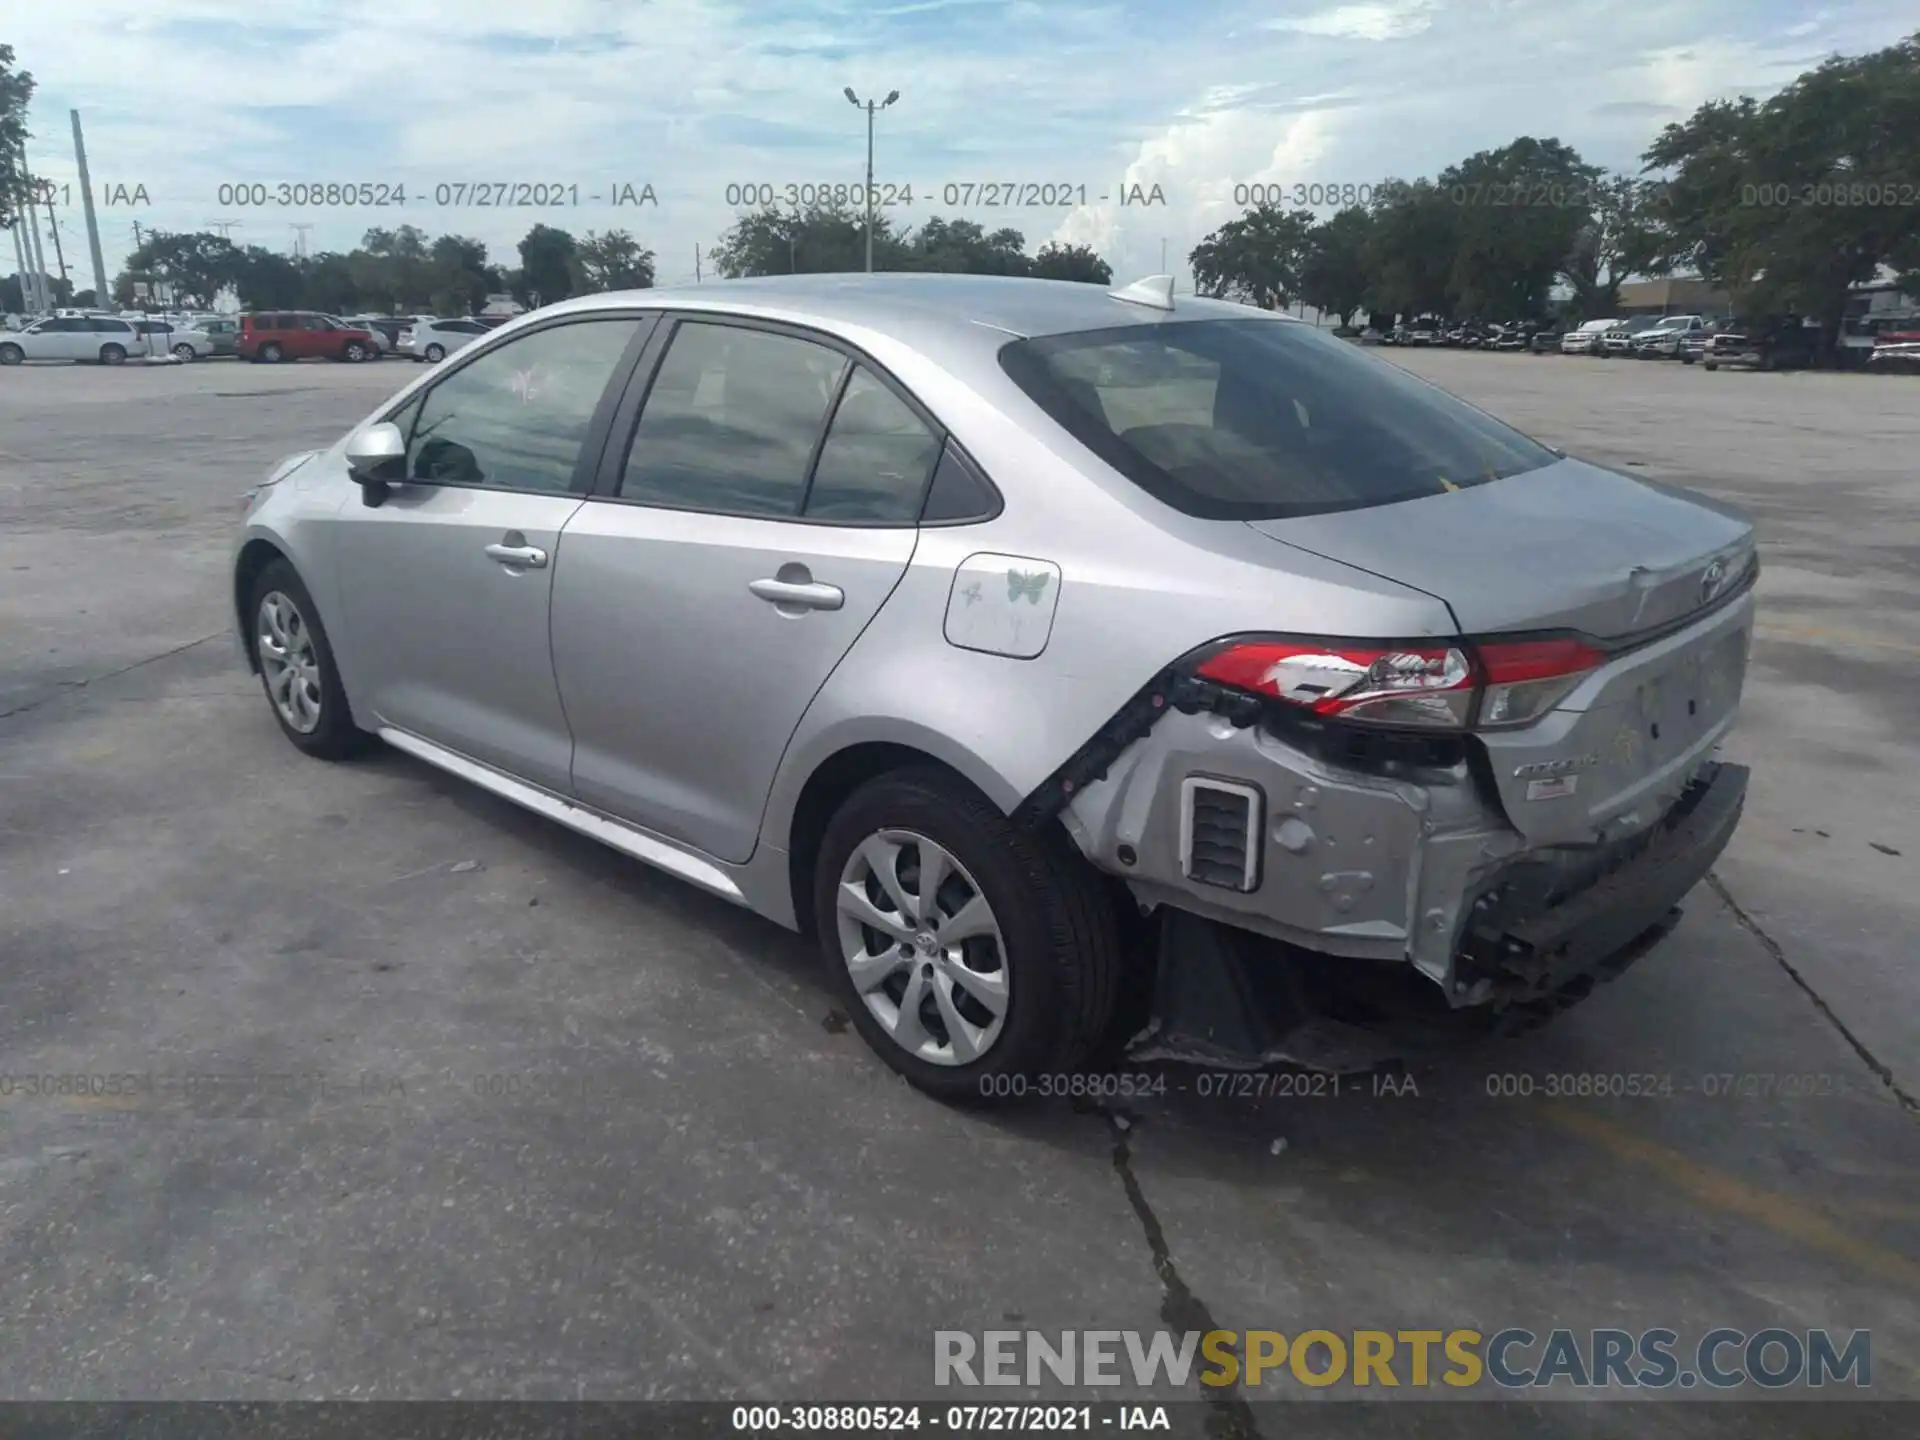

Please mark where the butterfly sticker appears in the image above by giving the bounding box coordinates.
[1006,569,1051,605]
[510,365,543,404]
[960,581,984,607]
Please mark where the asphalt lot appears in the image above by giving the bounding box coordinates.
[1,350,1916,1432]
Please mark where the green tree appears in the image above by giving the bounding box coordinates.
[710,202,908,277]
[1440,137,1598,319]
[230,245,306,308]
[1190,204,1318,309]
[301,251,358,314]
[428,233,491,314]
[1362,180,1458,320]
[1029,241,1111,284]
[1559,174,1663,319]
[902,217,1031,274]
[572,229,656,291]
[517,224,577,305]
[110,230,243,308]
[0,45,34,231]
[1642,33,1920,360]
[1297,206,1374,326]
[350,225,433,311]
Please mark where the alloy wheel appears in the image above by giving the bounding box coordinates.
[835,829,1009,1066]
[257,590,324,733]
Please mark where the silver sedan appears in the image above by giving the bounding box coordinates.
[232,274,1756,1101]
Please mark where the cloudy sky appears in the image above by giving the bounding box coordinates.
[6,0,1915,292]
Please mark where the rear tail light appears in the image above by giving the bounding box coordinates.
[1191,634,1605,732]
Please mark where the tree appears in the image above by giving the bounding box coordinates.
[573,229,656,292]
[230,245,305,308]
[0,45,34,231]
[710,202,907,277]
[902,217,1031,274]
[1440,137,1598,319]
[517,224,577,305]
[1297,206,1374,326]
[1642,33,1920,362]
[1362,180,1459,320]
[301,251,358,314]
[1189,204,1318,309]
[428,233,492,314]
[110,230,244,308]
[1559,174,1662,319]
[1030,241,1111,284]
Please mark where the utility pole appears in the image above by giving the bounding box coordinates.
[694,244,701,284]
[844,87,899,273]
[8,218,29,313]
[70,111,110,304]
[17,145,52,313]
[290,224,312,258]
[1160,237,1168,272]
[207,220,241,238]
[133,219,144,250]
[42,184,70,288]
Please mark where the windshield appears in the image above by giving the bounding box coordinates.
[999,318,1558,521]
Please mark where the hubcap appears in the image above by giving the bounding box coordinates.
[836,829,1008,1066]
[256,591,323,734]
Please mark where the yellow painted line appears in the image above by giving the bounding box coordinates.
[1545,1104,1920,1290]
[1753,623,1920,657]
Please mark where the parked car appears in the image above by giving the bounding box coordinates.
[237,311,380,363]
[352,317,411,351]
[0,313,150,365]
[398,316,492,362]
[1528,325,1565,354]
[332,317,390,357]
[231,273,1756,1101]
[1597,316,1667,357]
[1702,317,1817,371]
[1630,315,1709,359]
[195,317,241,357]
[1559,319,1617,355]
[132,318,218,361]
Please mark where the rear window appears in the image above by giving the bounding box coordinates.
[997,318,1558,521]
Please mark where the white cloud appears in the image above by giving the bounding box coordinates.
[5,0,1916,291]
[1261,1,1438,42]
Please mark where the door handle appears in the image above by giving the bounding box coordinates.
[485,542,548,569]
[749,577,844,611]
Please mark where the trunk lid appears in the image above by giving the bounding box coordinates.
[1246,458,1758,846]
[1243,456,1753,640]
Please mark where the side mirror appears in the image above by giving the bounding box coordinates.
[346,422,408,507]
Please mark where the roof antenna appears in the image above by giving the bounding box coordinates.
[1109,274,1174,312]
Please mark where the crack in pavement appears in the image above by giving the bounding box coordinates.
[0,632,227,721]
[1089,1105,1264,1440]
[1707,871,1919,1117]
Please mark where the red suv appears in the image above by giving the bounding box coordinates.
[237,311,379,363]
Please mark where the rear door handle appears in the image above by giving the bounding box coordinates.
[749,578,844,611]
[485,542,548,569]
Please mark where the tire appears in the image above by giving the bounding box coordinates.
[0,342,22,366]
[1703,359,1717,371]
[261,342,284,363]
[172,343,196,361]
[342,341,367,362]
[424,343,446,362]
[99,344,127,365]
[813,768,1123,1104]
[247,558,367,761]
[1682,353,1695,365]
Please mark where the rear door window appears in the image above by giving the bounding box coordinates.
[999,318,1557,520]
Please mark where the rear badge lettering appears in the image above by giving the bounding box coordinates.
[1526,776,1578,801]
[1513,755,1598,778]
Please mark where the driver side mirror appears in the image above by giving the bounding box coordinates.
[346,422,408,507]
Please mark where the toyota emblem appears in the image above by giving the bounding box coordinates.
[1699,558,1728,604]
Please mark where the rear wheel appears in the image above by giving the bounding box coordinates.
[248,559,366,760]
[424,342,446,362]
[813,770,1122,1104]
[172,342,196,361]
[1703,359,1717,371]
[98,344,127,365]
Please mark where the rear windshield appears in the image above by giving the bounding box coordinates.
[998,318,1558,521]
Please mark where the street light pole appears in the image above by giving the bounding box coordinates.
[844,87,898,273]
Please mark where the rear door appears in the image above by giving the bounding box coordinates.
[550,316,939,863]
[327,312,655,792]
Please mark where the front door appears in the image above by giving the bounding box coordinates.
[552,319,942,863]
[328,314,653,792]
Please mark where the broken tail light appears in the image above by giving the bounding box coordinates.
[1191,634,1605,732]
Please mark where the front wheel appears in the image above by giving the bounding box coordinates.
[342,341,367,362]
[99,344,127,365]
[1703,359,1717,371]
[424,343,446,362]
[0,342,22,366]
[248,558,367,760]
[813,769,1122,1104]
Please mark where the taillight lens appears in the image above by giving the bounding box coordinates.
[1191,634,1606,731]
[1195,640,1476,729]
[1474,638,1605,727]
